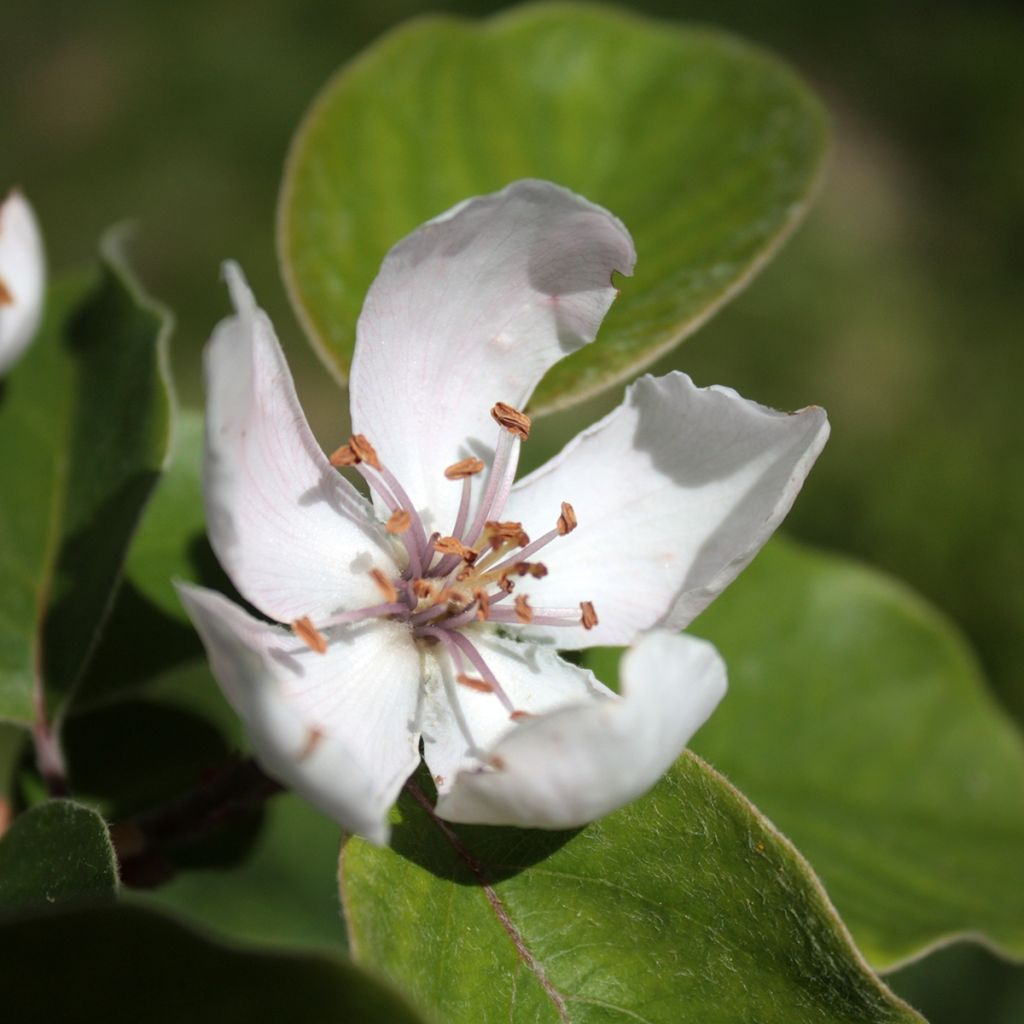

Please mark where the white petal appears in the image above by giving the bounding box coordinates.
[204,263,398,624]
[420,629,611,795]
[0,191,46,375]
[177,583,422,844]
[350,180,635,534]
[437,630,726,829]
[503,372,829,647]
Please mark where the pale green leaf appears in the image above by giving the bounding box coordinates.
[279,2,827,414]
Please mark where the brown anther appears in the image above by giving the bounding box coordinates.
[474,589,491,621]
[484,520,530,549]
[386,508,412,534]
[292,616,327,655]
[0,278,12,306]
[509,710,534,721]
[557,501,577,536]
[349,434,381,470]
[580,601,599,631]
[412,578,435,600]
[513,561,548,579]
[497,574,516,594]
[444,457,485,480]
[434,775,445,787]
[434,536,479,564]
[491,402,531,441]
[514,594,533,624]
[457,673,494,694]
[328,443,358,467]
[490,755,507,770]
[297,727,325,762]
[369,568,398,604]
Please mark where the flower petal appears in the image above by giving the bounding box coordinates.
[420,629,612,796]
[0,190,46,375]
[204,263,398,624]
[349,180,636,534]
[437,630,725,829]
[503,372,829,647]
[177,583,422,844]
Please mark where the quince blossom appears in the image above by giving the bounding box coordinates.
[0,191,45,375]
[178,180,828,844]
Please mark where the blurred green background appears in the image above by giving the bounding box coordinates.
[3,1,1022,1019]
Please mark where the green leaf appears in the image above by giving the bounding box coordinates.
[0,236,173,726]
[279,2,827,414]
[75,410,237,709]
[341,763,921,1024]
[0,903,427,1024]
[588,539,1024,970]
[0,800,117,913]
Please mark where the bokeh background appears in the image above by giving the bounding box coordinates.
[3,2,1022,1020]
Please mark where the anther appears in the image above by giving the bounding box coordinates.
[445,457,485,480]
[484,520,530,549]
[0,279,12,306]
[491,402,531,441]
[370,568,398,604]
[457,673,494,694]
[386,509,412,534]
[497,574,515,594]
[349,434,381,470]
[474,589,491,621]
[557,501,577,535]
[580,601,599,630]
[513,561,548,579]
[509,710,534,721]
[297,727,325,761]
[515,594,533,624]
[328,443,358,467]
[292,616,328,654]
[412,578,435,600]
[434,536,479,564]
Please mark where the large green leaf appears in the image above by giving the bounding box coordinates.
[0,903,426,1024]
[0,237,172,727]
[279,2,827,414]
[342,762,921,1024]
[588,539,1024,970]
[0,799,117,912]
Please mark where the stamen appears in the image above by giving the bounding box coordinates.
[509,710,534,721]
[485,605,580,627]
[445,457,485,480]
[514,594,533,624]
[411,578,436,601]
[328,443,358,467]
[580,601,599,630]
[0,279,12,306]
[349,434,382,470]
[457,673,494,693]
[441,629,515,714]
[491,402,531,440]
[386,509,412,534]
[557,501,577,535]
[292,616,327,654]
[513,561,548,579]
[484,520,529,550]
[433,536,479,565]
[370,568,399,604]
[297,727,325,761]
[474,589,490,621]
[320,601,408,628]
[462,430,520,548]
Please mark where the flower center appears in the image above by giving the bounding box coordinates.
[292,402,596,721]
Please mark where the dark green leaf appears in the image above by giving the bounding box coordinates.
[0,236,172,725]
[587,539,1024,969]
[341,761,921,1023]
[279,2,827,413]
[0,799,117,912]
[0,903,426,1024]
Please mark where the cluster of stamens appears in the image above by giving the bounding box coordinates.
[292,402,597,723]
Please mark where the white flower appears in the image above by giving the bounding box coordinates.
[0,190,46,375]
[178,180,829,844]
